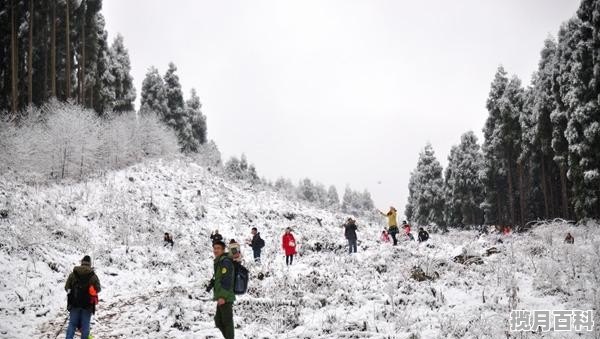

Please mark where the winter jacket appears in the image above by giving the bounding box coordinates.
[211,233,223,243]
[64,263,101,312]
[385,210,398,227]
[380,232,390,242]
[282,233,297,256]
[418,230,429,242]
[403,224,411,235]
[213,254,235,303]
[250,233,265,250]
[344,223,358,241]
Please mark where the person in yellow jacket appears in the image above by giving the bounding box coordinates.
[379,207,399,245]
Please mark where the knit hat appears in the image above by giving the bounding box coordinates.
[81,255,91,265]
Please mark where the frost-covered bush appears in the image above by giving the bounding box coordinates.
[0,102,179,181]
[190,140,222,171]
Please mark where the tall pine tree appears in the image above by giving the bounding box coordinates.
[109,34,135,112]
[444,131,485,226]
[140,66,168,117]
[406,143,445,226]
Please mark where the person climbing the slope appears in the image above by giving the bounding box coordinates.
[564,232,574,244]
[211,229,223,244]
[379,207,399,246]
[248,227,265,263]
[212,240,235,339]
[417,227,429,242]
[64,255,101,339]
[344,218,358,254]
[282,227,297,266]
[163,232,174,248]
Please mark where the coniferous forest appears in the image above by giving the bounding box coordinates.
[406,0,600,226]
[0,0,206,151]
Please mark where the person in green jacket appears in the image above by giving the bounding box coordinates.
[212,240,235,339]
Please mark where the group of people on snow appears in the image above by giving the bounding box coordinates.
[378,206,429,247]
[64,206,436,339]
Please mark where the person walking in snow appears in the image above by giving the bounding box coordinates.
[379,207,399,246]
[212,240,235,339]
[65,255,101,339]
[564,232,574,244]
[249,227,265,262]
[344,218,358,254]
[211,230,223,244]
[380,230,391,243]
[163,232,174,248]
[417,227,429,242]
[282,227,297,266]
[228,239,242,263]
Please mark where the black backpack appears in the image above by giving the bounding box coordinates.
[256,236,265,249]
[68,271,93,309]
[233,262,249,295]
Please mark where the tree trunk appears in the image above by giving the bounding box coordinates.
[540,155,550,219]
[518,161,526,226]
[506,152,516,226]
[65,0,71,99]
[80,3,85,105]
[10,0,18,113]
[51,0,56,97]
[559,163,569,219]
[495,174,502,225]
[27,0,33,106]
[41,1,48,103]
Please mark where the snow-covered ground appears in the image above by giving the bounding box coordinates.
[0,158,598,338]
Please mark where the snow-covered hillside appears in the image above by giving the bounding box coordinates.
[0,158,598,338]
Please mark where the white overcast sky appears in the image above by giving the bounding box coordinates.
[104,0,580,217]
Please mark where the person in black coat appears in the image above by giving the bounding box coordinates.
[249,227,265,262]
[163,232,174,248]
[344,218,358,254]
[418,227,429,243]
[211,230,223,244]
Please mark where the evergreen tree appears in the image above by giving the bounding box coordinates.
[482,66,509,225]
[551,18,580,220]
[530,37,562,219]
[327,185,339,207]
[186,88,207,148]
[91,14,115,114]
[498,76,526,225]
[341,187,360,215]
[444,131,485,226]
[109,34,135,112]
[163,62,196,150]
[564,1,600,219]
[224,156,243,180]
[360,190,375,211]
[139,66,168,117]
[297,178,316,202]
[405,143,445,226]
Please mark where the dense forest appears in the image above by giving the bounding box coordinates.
[406,0,600,226]
[0,0,207,151]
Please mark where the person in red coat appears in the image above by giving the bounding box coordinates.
[282,227,297,266]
